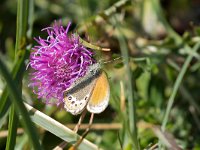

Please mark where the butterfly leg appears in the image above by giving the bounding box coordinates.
[71,113,94,149]
[74,109,87,133]
[53,109,87,150]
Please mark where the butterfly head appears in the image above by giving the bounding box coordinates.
[86,63,101,75]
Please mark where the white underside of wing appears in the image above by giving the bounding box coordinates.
[64,94,89,115]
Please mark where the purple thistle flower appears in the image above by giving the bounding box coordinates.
[29,21,95,105]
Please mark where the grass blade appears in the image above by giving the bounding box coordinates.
[24,103,99,150]
[5,105,18,150]
[0,89,11,122]
[160,42,200,148]
[0,52,28,126]
[0,58,43,150]
[161,42,200,131]
[15,0,28,55]
[0,0,30,129]
[0,108,9,129]
[115,19,140,149]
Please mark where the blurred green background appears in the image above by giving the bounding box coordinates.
[1,0,200,149]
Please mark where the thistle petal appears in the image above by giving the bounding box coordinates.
[29,21,95,105]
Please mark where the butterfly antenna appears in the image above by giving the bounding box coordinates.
[102,56,123,64]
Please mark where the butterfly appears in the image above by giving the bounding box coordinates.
[63,63,110,115]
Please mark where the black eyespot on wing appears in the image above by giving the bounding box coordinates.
[71,101,75,104]
[68,96,72,100]
[85,96,88,100]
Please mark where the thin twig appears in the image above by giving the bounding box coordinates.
[0,128,23,138]
[67,123,122,130]
[78,0,130,32]
[148,143,158,150]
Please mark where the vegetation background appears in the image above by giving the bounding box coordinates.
[0,0,200,149]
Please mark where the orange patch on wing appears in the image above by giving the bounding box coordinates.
[89,72,109,105]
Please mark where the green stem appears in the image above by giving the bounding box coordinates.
[115,20,140,149]
[5,0,29,149]
[159,42,200,148]
[15,0,28,55]
[161,42,200,131]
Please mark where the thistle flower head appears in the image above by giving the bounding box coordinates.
[29,21,95,105]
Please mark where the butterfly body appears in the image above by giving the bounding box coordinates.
[63,63,110,115]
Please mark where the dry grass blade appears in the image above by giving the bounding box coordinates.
[0,123,122,139]
[67,123,122,130]
[152,126,182,150]
[120,81,126,112]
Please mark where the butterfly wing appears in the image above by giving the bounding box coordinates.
[87,72,110,114]
[63,77,97,115]
[63,66,101,115]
